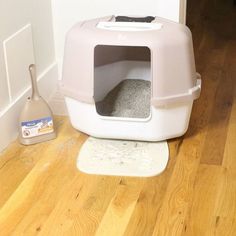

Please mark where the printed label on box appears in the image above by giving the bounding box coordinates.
[21,117,54,138]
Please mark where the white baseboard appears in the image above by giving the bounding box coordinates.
[0,63,58,152]
[49,89,68,116]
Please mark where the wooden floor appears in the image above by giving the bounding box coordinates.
[1,0,236,235]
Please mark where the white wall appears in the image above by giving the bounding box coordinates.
[51,0,181,77]
[0,0,58,151]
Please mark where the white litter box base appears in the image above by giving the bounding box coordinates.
[66,96,193,141]
[77,137,169,177]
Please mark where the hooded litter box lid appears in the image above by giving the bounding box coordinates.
[61,15,200,107]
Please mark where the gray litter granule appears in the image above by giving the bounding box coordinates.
[96,79,151,118]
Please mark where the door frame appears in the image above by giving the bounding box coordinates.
[179,0,187,24]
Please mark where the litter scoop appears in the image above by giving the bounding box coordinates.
[19,64,56,145]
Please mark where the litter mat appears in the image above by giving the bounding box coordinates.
[77,137,169,177]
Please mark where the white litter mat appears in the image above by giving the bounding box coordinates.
[77,137,169,177]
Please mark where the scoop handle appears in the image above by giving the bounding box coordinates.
[29,64,40,100]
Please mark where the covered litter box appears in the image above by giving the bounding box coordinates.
[61,15,201,141]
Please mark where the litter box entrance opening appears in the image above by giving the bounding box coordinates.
[94,45,151,119]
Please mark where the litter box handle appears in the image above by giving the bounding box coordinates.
[189,73,201,99]
[97,22,163,31]
[115,16,155,23]
[151,73,202,107]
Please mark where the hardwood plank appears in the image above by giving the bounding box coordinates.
[95,178,144,236]
[0,116,64,208]
[0,118,86,235]
[151,138,200,236]
[214,217,236,236]
[215,86,236,219]
[200,42,235,165]
[183,164,224,236]
[39,175,121,236]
